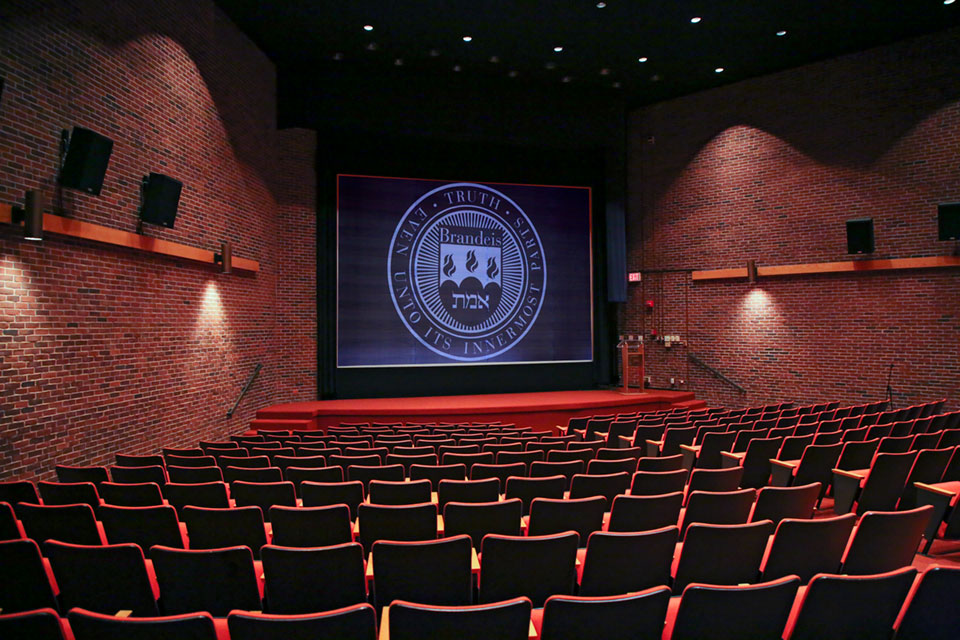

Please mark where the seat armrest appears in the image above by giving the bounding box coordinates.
[914,482,957,497]
[832,468,866,481]
[770,459,798,469]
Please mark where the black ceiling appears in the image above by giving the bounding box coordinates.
[215,0,960,109]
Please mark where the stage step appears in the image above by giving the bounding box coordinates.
[248,418,317,433]
[674,398,709,411]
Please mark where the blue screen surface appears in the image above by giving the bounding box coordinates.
[337,175,593,367]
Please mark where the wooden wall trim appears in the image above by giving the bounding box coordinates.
[691,255,960,281]
[1,204,258,273]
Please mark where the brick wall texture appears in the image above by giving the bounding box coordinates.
[623,28,960,410]
[0,0,316,480]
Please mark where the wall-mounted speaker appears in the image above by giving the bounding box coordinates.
[938,203,960,241]
[140,173,182,229]
[846,218,875,254]
[59,127,113,195]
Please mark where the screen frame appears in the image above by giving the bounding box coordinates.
[317,133,613,399]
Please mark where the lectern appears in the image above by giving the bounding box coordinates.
[618,335,645,394]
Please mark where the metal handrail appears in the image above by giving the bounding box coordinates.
[227,364,262,418]
[687,353,746,394]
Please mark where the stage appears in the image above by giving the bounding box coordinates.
[251,389,705,433]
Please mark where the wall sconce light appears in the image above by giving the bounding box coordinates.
[214,241,232,274]
[746,259,758,283]
[12,190,44,241]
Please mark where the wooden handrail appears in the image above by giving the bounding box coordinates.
[688,352,746,394]
[227,363,262,418]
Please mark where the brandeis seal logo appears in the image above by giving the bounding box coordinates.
[388,183,546,361]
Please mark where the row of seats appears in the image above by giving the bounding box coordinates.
[5,449,943,546]
[3,560,958,640]
[0,502,942,610]
[1,491,936,599]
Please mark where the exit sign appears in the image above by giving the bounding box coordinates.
[628,272,642,282]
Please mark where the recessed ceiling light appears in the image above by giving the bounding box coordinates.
[638,56,648,63]
[333,52,344,61]
[600,68,610,76]
[945,0,955,5]
[650,74,661,82]
[429,49,440,57]
[690,16,702,23]
[554,46,564,53]
[462,36,473,42]
[363,25,374,32]
[612,82,621,88]
[394,58,403,66]
[596,1,606,7]
[508,70,518,77]
[562,76,572,83]
[489,55,500,63]
[453,64,462,71]
[545,61,557,70]
[365,42,378,51]
[776,30,787,36]
[715,67,724,73]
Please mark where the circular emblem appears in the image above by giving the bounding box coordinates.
[388,183,547,362]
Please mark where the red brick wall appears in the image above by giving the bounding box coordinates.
[0,0,315,481]
[623,28,960,410]
[276,129,318,399]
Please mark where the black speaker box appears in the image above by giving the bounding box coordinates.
[846,218,875,254]
[938,203,960,241]
[140,173,182,229]
[59,127,113,195]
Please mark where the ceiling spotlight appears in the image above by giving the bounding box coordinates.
[945,0,956,5]
[612,81,621,88]
[600,68,610,76]
[365,42,378,51]
[562,75,572,83]
[690,16,702,23]
[453,64,462,72]
[429,49,440,57]
[553,46,563,52]
[333,52,344,60]
[363,24,373,31]
[776,30,787,36]
[715,67,724,73]
[462,36,473,42]
[596,1,606,7]
[489,55,500,63]
[650,74,661,82]
[394,58,403,66]
[638,56,648,63]
[508,70,518,77]
[545,61,557,69]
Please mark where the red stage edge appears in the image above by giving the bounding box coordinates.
[250,389,705,435]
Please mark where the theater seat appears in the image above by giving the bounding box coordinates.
[538,588,671,640]
[387,597,531,640]
[68,607,218,640]
[0,608,68,640]
[227,605,377,640]
[783,567,916,640]
[666,576,800,640]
